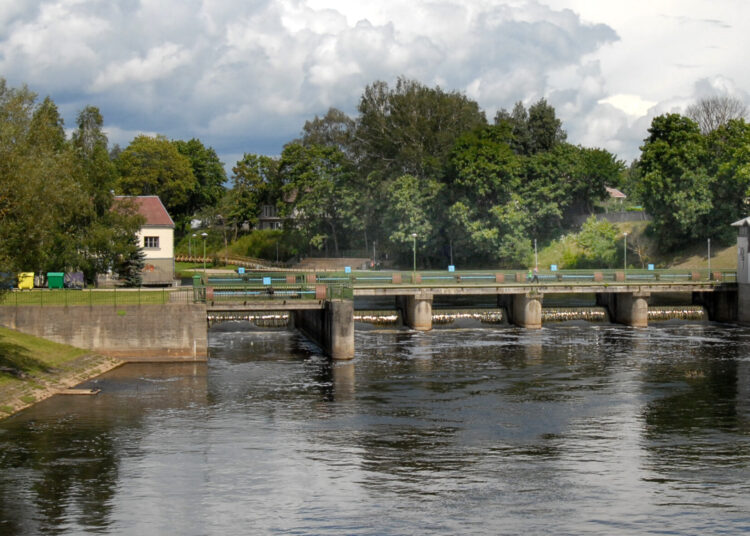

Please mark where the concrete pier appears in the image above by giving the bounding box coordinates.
[293,300,355,360]
[498,293,543,329]
[398,293,433,331]
[692,289,738,323]
[596,292,649,327]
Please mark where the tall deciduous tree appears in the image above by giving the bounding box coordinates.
[279,144,356,256]
[686,95,747,134]
[173,138,227,217]
[228,153,279,235]
[637,114,712,249]
[115,135,198,228]
[355,77,486,179]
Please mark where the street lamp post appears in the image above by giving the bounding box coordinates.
[623,232,628,272]
[190,233,196,258]
[708,238,711,280]
[534,239,538,269]
[411,233,417,276]
[201,232,208,274]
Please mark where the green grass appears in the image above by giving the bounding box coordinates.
[0,326,89,386]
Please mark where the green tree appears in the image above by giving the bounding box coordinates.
[115,233,145,287]
[115,135,198,229]
[71,106,141,281]
[0,81,79,273]
[173,138,227,218]
[355,77,486,180]
[575,216,619,268]
[279,143,357,256]
[227,153,279,237]
[495,99,566,155]
[637,114,712,249]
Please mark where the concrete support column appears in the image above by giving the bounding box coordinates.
[398,293,433,331]
[327,300,355,360]
[738,284,750,324]
[597,292,649,327]
[498,293,543,329]
[293,300,354,360]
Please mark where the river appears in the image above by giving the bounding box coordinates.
[1,321,749,535]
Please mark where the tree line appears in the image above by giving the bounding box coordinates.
[2,76,748,279]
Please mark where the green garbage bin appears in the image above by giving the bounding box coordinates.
[47,272,64,289]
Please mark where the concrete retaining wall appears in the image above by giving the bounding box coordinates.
[0,304,208,360]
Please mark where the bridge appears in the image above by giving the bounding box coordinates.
[0,268,738,362]
[199,268,738,359]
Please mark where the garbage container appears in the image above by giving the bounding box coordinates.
[192,275,202,287]
[47,272,64,289]
[17,272,34,290]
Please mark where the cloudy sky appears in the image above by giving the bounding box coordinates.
[1,0,748,171]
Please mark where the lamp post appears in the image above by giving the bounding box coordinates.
[201,232,208,274]
[534,239,538,270]
[190,233,196,258]
[411,233,417,276]
[708,238,711,280]
[623,232,628,272]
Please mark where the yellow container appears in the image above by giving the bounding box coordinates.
[17,272,34,290]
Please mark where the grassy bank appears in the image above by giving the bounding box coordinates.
[0,326,121,420]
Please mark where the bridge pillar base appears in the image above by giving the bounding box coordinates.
[398,293,433,331]
[499,293,543,329]
[293,300,354,360]
[597,292,649,327]
[693,289,738,322]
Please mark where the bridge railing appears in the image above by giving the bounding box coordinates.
[197,268,737,287]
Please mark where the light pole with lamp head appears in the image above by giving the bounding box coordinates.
[411,233,417,277]
[623,232,628,272]
[201,232,208,274]
[190,233,196,257]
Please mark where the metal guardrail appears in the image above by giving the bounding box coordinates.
[0,288,196,307]
[201,269,738,286]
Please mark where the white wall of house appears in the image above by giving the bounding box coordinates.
[137,226,174,260]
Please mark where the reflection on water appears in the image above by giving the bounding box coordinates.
[1,323,750,534]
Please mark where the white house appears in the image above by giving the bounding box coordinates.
[114,195,175,285]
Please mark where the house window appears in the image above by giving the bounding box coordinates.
[144,236,159,248]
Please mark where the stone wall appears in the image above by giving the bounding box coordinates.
[0,304,207,360]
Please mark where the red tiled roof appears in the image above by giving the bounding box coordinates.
[113,196,174,227]
[605,186,627,199]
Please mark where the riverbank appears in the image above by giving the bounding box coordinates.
[0,326,122,420]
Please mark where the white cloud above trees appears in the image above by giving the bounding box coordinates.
[1,0,748,165]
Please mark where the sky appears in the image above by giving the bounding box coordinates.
[1,0,748,172]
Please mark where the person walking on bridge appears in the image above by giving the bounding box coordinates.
[532,266,539,283]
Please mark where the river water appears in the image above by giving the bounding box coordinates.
[1,321,750,535]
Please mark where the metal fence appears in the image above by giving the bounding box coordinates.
[0,288,196,307]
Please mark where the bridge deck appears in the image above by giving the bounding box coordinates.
[352,281,734,296]
[206,300,325,312]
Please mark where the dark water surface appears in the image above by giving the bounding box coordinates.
[1,323,750,535]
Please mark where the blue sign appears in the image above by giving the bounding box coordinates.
[448,265,455,272]
[345,266,352,274]
[263,277,271,285]
[238,267,245,275]
[648,264,654,271]
[550,264,558,272]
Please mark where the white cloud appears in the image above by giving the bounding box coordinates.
[1,0,748,166]
[92,43,193,91]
